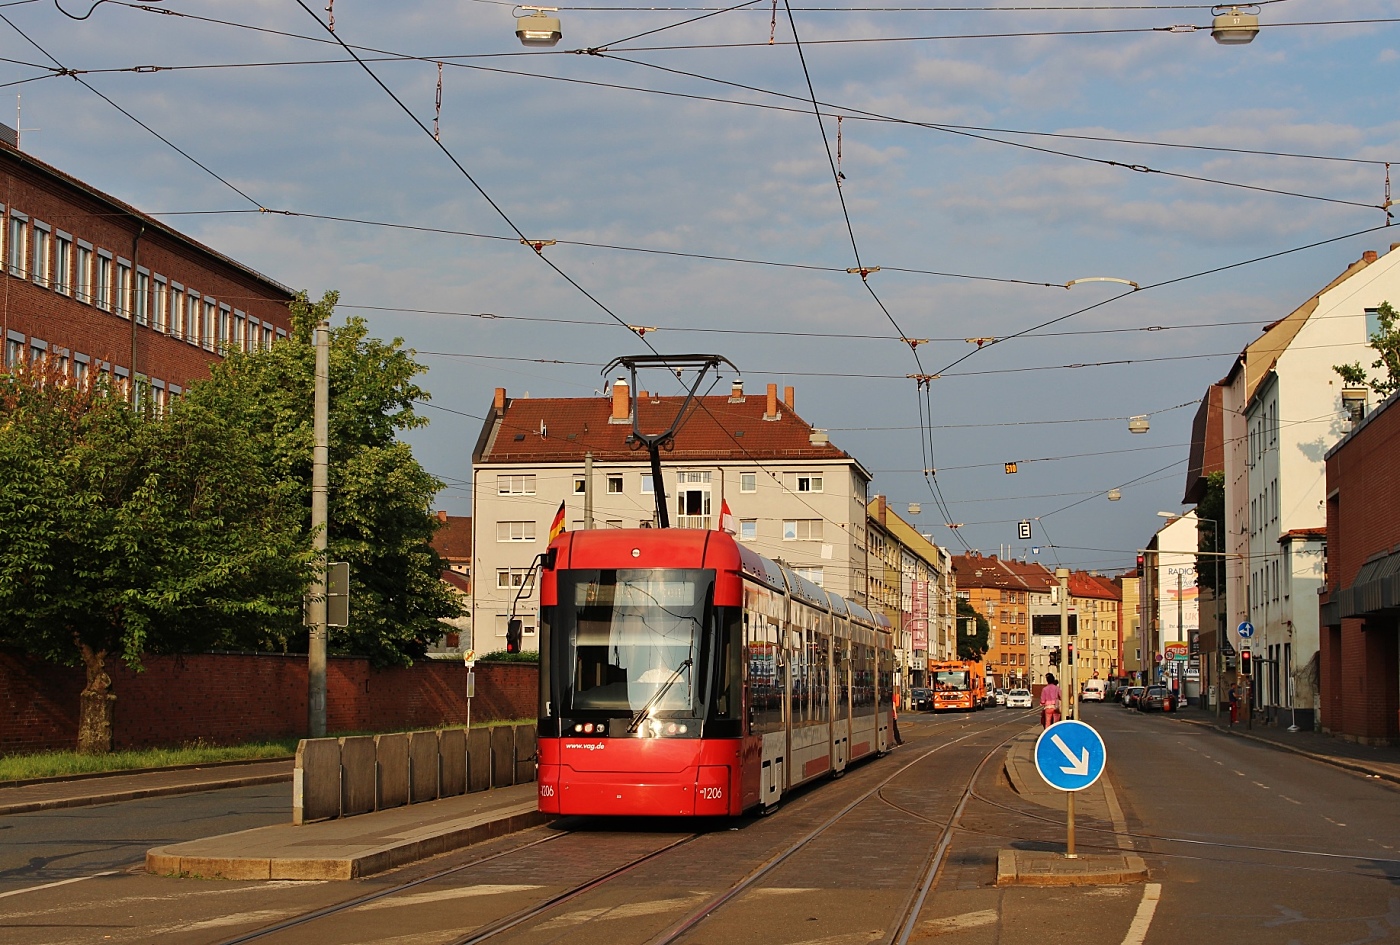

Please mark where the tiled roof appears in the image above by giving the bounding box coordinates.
[440,570,470,593]
[1000,558,1056,590]
[1070,571,1121,601]
[952,554,1029,590]
[476,393,856,467]
[432,514,472,561]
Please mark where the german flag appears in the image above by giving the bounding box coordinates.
[548,500,566,541]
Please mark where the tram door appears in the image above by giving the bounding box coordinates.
[831,633,850,773]
[750,616,787,808]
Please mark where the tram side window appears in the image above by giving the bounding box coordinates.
[746,614,784,735]
[710,607,742,719]
[789,629,806,722]
[878,647,893,707]
[812,632,830,724]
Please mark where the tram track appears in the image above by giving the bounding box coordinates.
[210,710,1029,945]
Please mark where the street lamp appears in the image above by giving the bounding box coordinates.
[1211,5,1260,45]
[515,6,562,46]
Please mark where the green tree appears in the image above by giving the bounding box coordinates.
[1334,300,1400,397]
[0,365,310,752]
[185,291,462,665]
[1195,471,1225,598]
[956,598,990,660]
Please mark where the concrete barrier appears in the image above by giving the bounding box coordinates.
[439,728,466,797]
[513,724,537,784]
[490,726,516,788]
[467,727,492,793]
[408,730,439,803]
[376,733,410,810]
[340,736,377,817]
[294,738,341,825]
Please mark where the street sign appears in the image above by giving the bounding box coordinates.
[1165,642,1190,662]
[1034,720,1107,792]
[1238,621,1255,639]
[1221,639,1237,657]
[1018,520,1032,540]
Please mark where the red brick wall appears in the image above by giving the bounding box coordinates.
[2,145,293,392]
[1323,396,1400,743]
[0,651,538,753]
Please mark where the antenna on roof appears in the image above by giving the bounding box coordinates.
[600,353,738,529]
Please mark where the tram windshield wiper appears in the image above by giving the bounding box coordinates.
[627,657,693,733]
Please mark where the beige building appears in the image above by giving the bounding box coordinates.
[867,497,956,687]
[470,380,873,651]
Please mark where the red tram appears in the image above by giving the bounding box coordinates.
[535,528,896,817]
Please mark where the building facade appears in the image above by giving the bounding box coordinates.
[1,141,294,401]
[470,380,872,652]
[867,496,956,687]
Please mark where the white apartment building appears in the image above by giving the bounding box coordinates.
[470,380,873,652]
[1221,246,1400,723]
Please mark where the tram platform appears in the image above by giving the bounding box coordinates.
[144,780,548,881]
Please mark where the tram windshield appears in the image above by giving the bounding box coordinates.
[933,670,971,691]
[555,569,713,715]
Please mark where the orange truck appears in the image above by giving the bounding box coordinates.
[927,660,987,711]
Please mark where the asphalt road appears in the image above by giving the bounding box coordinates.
[0,783,288,896]
[2,709,1398,945]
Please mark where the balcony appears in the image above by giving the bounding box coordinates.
[675,514,712,530]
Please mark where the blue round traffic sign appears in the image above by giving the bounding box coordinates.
[1238,621,1255,639]
[1033,720,1107,792]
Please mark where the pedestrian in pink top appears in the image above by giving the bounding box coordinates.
[1040,673,1062,728]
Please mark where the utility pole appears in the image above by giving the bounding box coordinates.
[1055,566,1075,858]
[308,320,330,738]
[584,451,594,529]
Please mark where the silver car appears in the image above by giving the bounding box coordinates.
[1005,688,1033,708]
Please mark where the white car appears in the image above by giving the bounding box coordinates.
[1005,688,1033,708]
[1081,680,1107,702]
[994,688,1008,705]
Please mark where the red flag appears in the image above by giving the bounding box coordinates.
[549,500,566,541]
[719,499,737,535]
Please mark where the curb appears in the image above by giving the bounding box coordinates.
[0,772,293,817]
[996,849,1149,887]
[0,756,295,790]
[146,805,553,881]
[1173,715,1400,788]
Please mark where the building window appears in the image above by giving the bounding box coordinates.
[605,519,623,529]
[783,519,823,541]
[796,475,822,493]
[219,303,232,349]
[75,243,92,303]
[94,252,112,311]
[740,472,757,493]
[607,475,623,494]
[116,259,132,318]
[573,476,586,494]
[496,614,536,639]
[739,519,757,541]
[153,277,168,332]
[186,290,201,345]
[641,475,654,494]
[496,568,535,591]
[7,213,27,277]
[135,270,150,325]
[233,309,246,349]
[496,521,536,542]
[497,474,536,495]
[794,566,824,586]
[31,223,49,287]
[53,232,72,296]
[202,298,217,351]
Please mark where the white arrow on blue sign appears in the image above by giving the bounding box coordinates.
[1033,720,1107,792]
[1238,621,1255,639]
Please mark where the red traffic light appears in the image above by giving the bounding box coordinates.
[1239,648,1251,676]
[506,618,522,654]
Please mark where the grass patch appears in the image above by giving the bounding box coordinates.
[0,739,300,783]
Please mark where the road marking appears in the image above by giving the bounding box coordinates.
[1252,781,1270,790]
[356,884,544,910]
[1233,770,1246,777]
[0,870,119,900]
[1279,795,1302,805]
[919,910,999,934]
[1324,817,1347,827]
[1120,883,1162,945]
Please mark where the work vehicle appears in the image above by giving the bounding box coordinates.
[1005,688,1033,708]
[535,528,896,817]
[927,659,987,711]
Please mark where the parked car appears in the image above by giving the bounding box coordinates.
[1137,686,1177,713]
[910,687,933,711]
[994,688,1008,706]
[1120,686,1146,708]
[1005,688,1033,708]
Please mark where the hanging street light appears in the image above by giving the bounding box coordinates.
[1128,415,1150,434]
[515,6,562,47]
[1211,5,1259,45]
[1107,489,1122,502]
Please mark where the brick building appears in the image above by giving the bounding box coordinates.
[1320,388,1400,744]
[1,139,294,402]
[953,553,1047,690]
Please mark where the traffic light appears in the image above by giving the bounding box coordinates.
[1239,647,1251,677]
[1049,647,1061,666]
[506,618,522,654]
[1136,554,1144,571]
[1067,642,1074,665]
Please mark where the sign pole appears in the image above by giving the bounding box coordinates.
[1055,566,1074,857]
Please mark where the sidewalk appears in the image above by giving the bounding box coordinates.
[1170,703,1400,785]
[146,781,549,881]
[0,759,294,816]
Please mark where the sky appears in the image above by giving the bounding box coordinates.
[4,0,1398,573]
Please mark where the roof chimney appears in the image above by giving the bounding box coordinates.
[493,387,506,411]
[783,385,794,410]
[729,378,744,402]
[610,377,630,423]
[876,494,886,524]
[1363,250,1379,264]
[638,390,648,399]
[765,383,779,421]
[437,510,448,523]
